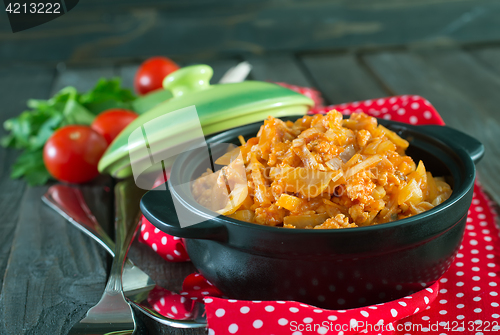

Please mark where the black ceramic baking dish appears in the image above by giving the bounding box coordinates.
[141,118,484,309]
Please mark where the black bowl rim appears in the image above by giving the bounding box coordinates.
[166,117,477,234]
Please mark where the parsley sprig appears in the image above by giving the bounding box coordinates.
[1,78,136,185]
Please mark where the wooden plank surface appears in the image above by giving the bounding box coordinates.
[117,64,140,90]
[246,54,313,87]
[300,53,388,104]
[469,46,500,76]
[51,66,116,94]
[0,67,115,335]
[362,50,500,204]
[0,65,54,293]
[3,0,500,64]
[415,48,500,123]
[0,183,112,335]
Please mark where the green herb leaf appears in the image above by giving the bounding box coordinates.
[10,149,51,186]
[61,99,95,126]
[79,78,136,115]
[2,77,137,185]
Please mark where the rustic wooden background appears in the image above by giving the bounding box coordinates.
[3,0,500,64]
[1,0,500,334]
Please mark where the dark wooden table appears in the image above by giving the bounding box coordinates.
[1,46,500,334]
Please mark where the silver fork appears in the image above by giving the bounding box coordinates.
[43,184,207,328]
[67,179,142,335]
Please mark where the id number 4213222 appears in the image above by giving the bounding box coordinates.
[443,320,500,332]
[5,2,61,14]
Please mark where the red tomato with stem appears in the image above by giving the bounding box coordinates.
[91,108,138,144]
[134,56,180,95]
[43,125,108,183]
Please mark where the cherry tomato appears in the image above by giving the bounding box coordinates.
[91,108,138,144]
[43,126,108,184]
[134,56,180,95]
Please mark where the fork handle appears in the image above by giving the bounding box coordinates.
[106,179,146,293]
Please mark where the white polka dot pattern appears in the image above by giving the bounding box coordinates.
[147,286,195,321]
[138,216,190,262]
[204,283,439,335]
[311,95,445,126]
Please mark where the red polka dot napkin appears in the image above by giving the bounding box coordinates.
[138,216,189,262]
[139,93,500,334]
[310,95,445,126]
[204,282,439,335]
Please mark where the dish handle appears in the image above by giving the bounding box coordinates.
[417,125,485,164]
[140,183,227,242]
